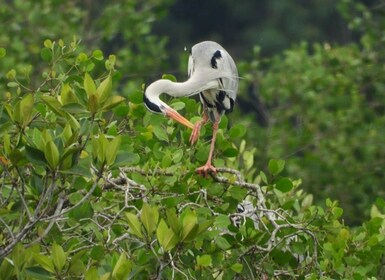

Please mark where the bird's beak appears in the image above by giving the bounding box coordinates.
[164,107,194,129]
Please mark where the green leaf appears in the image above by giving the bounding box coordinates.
[61,103,86,114]
[7,81,18,87]
[102,96,125,111]
[230,263,243,273]
[162,73,177,82]
[268,159,285,176]
[153,125,168,142]
[106,136,121,166]
[70,202,94,221]
[156,219,179,251]
[92,49,104,60]
[85,267,99,280]
[197,255,212,267]
[0,47,6,58]
[170,101,185,110]
[51,243,66,272]
[40,95,63,116]
[43,39,53,49]
[60,83,79,105]
[216,236,231,250]
[140,203,159,235]
[95,134,107,164]
[112,253,132,280]
[12,242,26,270]
[25,145,47,165]
[112,152,140,167]
[44,141,60,169]
[84,73,96,97]
[275,177,293,193]
[40,48,52,62]
[223,147,238,157]
[214,215,231,229]
[128,90,144,104]
[88,93,99,113]
[181,210,199,242]
[14,93,34,128]
[32,253,55,273]
[125,212,143,238]
[166,208,182,234]
[25,267,53,280]
[97,75,112,104]
[229,123,247,139]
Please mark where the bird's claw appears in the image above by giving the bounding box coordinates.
[196,163,217,177]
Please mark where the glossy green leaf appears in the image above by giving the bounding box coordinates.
[25,145,47,166]
[112,151,140,167]
[85,267,99,280]
[112,253,132,280]
[156,219,179,251]
[140,203,159,235]
[153,125,168,142]
[92,49,104,60]
[275,177,293,193]
[229,123,247,139]
[44,141,60,169]
[40,95,63,116]
[60,83,78,105]
[181,210,199,242]
[52,243,66,272]
[128,90,144,104]
[14,93,34,128]
[32,253,55,273]
[166,208,181,234]
[230,263,243,273]
[268,159,285,176]
[125,212,143,238]
[84,73,96,97]
[40,48,52,62]
[25,267,53,280]
[162,73,177,82]
[106,136,121,166]
[102,96,125,111]
[196,255,212,267]
[97,75,112,104]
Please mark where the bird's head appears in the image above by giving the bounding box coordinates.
[143,80,194,129]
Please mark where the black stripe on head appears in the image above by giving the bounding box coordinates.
[210,50,222,69]
[143,94,162,113]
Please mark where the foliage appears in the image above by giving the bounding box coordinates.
[0,39,385,279]
[237,0,385,225]
[1,0,385,279]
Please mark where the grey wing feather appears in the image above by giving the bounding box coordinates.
[216,50,239,102]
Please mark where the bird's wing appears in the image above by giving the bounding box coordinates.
[216,50,239,102]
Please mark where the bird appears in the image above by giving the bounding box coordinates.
[143,41,238,175]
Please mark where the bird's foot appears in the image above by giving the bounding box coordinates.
[189,122,201,145]
[196,163,217,177]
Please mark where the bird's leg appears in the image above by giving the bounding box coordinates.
[189,111,209,145]
[196,120,219,176]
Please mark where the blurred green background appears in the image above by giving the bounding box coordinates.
[1,0,384,225]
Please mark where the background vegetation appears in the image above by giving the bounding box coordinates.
[0,0,385,278]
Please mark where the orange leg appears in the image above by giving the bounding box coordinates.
[196,120,219,176]
[189,111,209,145]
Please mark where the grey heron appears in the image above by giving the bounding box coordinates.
[144,41,238,175]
